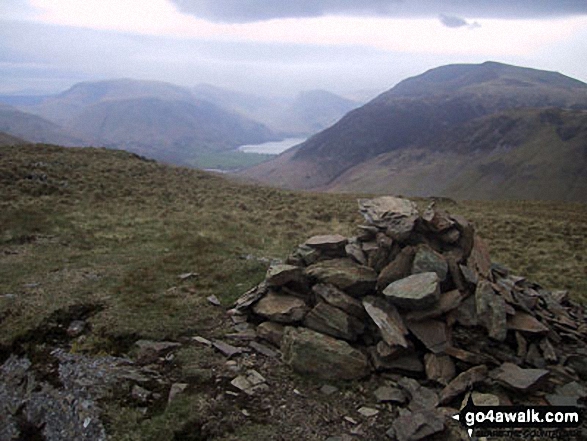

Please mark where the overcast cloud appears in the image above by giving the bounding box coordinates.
[1,1,586,97]
[171,0,587,22]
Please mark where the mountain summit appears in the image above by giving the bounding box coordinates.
[241,62,587,201]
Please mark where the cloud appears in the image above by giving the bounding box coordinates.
[439,14,481,29]
[171,0,587,23]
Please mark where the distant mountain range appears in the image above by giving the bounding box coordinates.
[0,79,360,166]
[241,62,587,202]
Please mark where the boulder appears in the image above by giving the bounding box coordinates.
[303,302,365,341]
[252,292,309,323]
[383,272,440,310]
[305,258,377,297]
[281,327,370,380]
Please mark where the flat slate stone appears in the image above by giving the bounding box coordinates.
[303,301,365,341]
[405,289,462,322]
[467,234,491,278]
[313,283,366,319]
[439,365,488,405]
[383,272,440,310]
[252,291,309,324]
[265,264,305,287]
[490,362,549,391]
[507,311,549,334]
[363,296,409,348]
[281,327,370,380]
[304,234,348,254]
[305,258,377,297]
[406,319,450,354]
[358,196,419,241]
[374,386,407,404]
[376,246,415,291]
[256,321,285,346]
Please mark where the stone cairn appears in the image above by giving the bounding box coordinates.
[232,196,586,437]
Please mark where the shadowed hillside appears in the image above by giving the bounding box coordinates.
[240,62,587,201]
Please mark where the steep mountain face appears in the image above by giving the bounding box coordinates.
[0,104,86,146]
[66,97,277,164]
[241,62,587,201]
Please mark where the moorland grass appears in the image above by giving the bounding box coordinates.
[1,144,585,351]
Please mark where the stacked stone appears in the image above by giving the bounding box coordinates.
[233,197,587,417]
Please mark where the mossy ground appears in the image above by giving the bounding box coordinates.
[1,144,585,439]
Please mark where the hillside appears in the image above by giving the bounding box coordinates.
[240,62,587,200]
[0,131,27,146]
[65,97,277,165]
[0,104,87,146]
[0,144,585,439]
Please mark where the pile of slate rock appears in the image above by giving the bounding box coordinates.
[233,196,586,438]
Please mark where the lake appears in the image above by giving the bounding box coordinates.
[237,137,306,154]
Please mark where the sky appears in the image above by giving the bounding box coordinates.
[1,0,587,98]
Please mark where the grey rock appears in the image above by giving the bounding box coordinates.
[167,383,188,403]
[406,319,450,353]
[376,246,415,291]
[399,377,439,412]
[249,341,279,358]
[303,301,365,341]
[313,283,366,319]
[131,384,151,403]
[256,321,285,346]
[358,197,419,240]
[252,291,309,323]
[304,234,348,256]
[305,258,377,297]
[345,240,368,265]
[422,206,454,233]
[320,384,339,395]
[371,349,424,374]
[383,272,440,310]
[475,280,507,341]
[405,289,462,322]
[424,353,456,386]
[281,327,370,380]
[391,409,445,441]
[467,235,491,278]
[490,362,549,391]
[211,340,245,358]
[450,295,478,327]
[362,296,409,348]
[266,264,305,287]
[358,406,380,417]
[374,386,407,403]
[507,311,549,334]
[439,365,488,405]
[411,245,448,281]
[134,340,181,363]
[234,281,267,311]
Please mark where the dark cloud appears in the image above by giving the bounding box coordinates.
[439,14,480,29]
[171,0,587,23]
[439,14,467,28]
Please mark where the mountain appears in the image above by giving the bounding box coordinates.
[192,84,360,136]
[65,97,277,165]
[0,131,27,146]
[241,62,587,201]
[27,78,196,124]
[17,79,279,166]
[0,104,86,146]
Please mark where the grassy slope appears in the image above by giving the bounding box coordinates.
[1,144,585,439]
